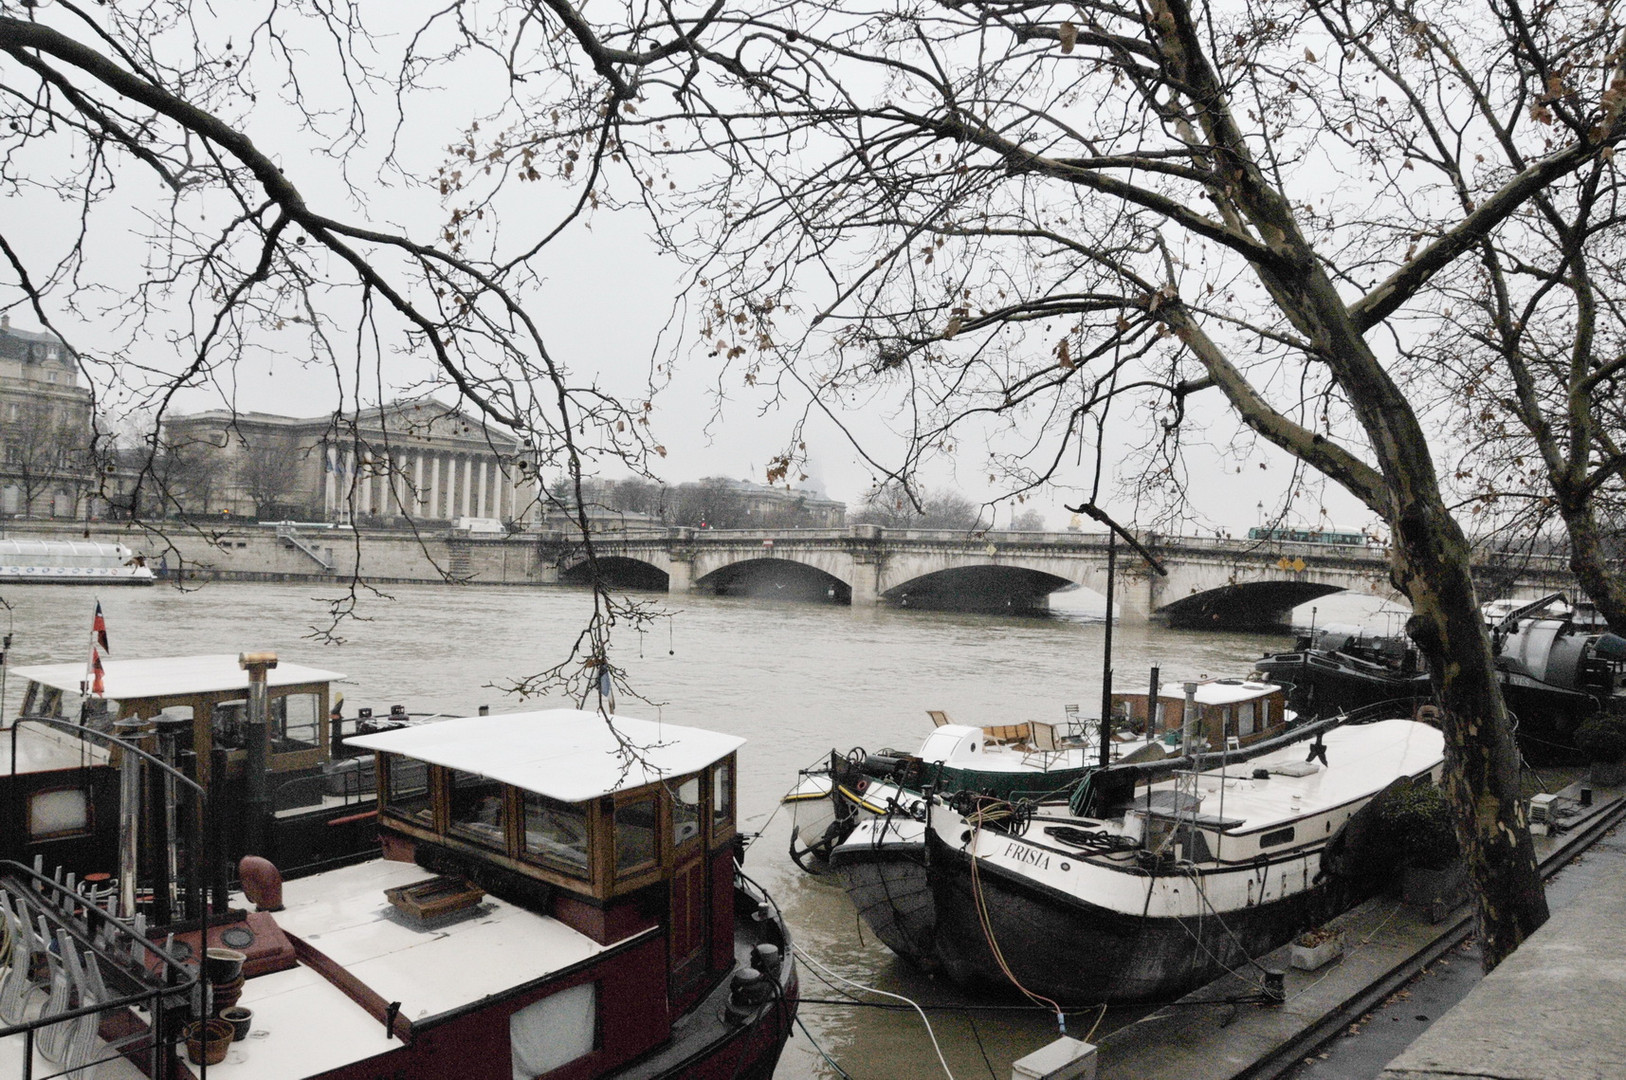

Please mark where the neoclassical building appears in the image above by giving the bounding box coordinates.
[0,316,95,518]
[162,400,539,525]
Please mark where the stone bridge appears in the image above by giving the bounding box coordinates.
[532,526,1577,629]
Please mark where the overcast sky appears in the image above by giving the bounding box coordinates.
[0,4,1384,537]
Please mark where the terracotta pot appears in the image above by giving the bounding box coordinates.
[221,1005,253,1042]
[206,947,247,984]
[185,1019,234,1066]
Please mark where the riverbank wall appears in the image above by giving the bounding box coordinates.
[0,519,553,586]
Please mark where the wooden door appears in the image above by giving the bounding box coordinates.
[668,776,709,1005]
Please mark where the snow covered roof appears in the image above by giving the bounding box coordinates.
[11,654,344,700]
[346,710,743,803]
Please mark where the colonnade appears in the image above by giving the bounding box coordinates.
[322,445,539,524]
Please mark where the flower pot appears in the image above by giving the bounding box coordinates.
[185,1019,235,1066]
[1290,934,1344,971]
[221,1005,253,1042]
[206,947,247,984]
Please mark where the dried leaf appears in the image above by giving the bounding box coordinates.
[1060,22,1077,54]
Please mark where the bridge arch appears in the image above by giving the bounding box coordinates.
[1154,580,1349,630]
[694,557,850,603]
[885,565,1076,613]
[559,555,670,591]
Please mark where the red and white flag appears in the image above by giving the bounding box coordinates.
[93,601,111,653]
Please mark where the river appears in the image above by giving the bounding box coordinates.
[0,580,1401,1078]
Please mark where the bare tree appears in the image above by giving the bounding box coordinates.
[236,435,306,520]
[1420,149,1626,632]
[853,481,983,531]
[418,0,1626,966]
[9,0,1626,966]
[0,6,663,702]
[2,398,83,517]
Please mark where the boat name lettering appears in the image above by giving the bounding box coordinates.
[1002,843,1050,870]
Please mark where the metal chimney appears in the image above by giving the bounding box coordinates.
[1181,681,1199,759]
[240,652,278,856]
[113,717,152,919]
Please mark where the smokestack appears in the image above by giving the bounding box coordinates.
[113,717,152,919]
[1181,682,1199,759]
[152,711,191,924]
[240,652,279,856]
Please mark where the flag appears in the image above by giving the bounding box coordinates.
[93,601,111,653]
[90,647,105,697]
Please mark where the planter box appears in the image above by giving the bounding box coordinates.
[1290,936,1344,971]
[1589,760,1626,787]
[1402,862,1467,923]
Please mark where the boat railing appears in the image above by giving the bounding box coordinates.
[0,860,200,1079]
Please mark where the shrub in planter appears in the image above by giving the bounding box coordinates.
[1378,782,1460,871]
[1575,713,1626,765]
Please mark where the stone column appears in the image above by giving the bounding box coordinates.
[413,455,425,516]
[441,455,455,519]
[476,460,489,518]
[429,456,441,520]
[461,457,473,518]
[323,444,337,520]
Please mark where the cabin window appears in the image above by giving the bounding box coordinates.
[448,770,507,848]
[383,755,432,825]
[672,776,702,846]
[1259,827,1296,849]
[1238,701,1257,736]
[211,700,249,749]
[29,788,91,841]
[509,982,596,1078]
[712,759,734,834]
[522,793,590,877]
[271,693,321,751]
[613,797,657,875]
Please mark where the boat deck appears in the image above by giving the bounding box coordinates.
[208,858,611,1078]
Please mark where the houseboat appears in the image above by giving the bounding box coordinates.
[921,718,1444,1003]
[3,653,389,879]
[821,680,1301,968]
[788,679,1291,869]
[0,700,797,1079]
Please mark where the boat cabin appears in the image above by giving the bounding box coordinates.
[9,654,344,788]
[3,654,349,877]
[1110,678,1289,750]
[351,710,742,1007]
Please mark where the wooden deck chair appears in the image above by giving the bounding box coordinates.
[1023,721,1062,766]
[982,722,1032,748]
[927,710,954,727]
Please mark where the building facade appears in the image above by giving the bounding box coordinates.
[0,317,95,518]
[161,400,539,525]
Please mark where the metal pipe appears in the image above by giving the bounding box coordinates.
[1181,681,1199,759]
[240,651,278,857]
[1099,529,1116,768]
[1147,665,1161,735]
[113,717,150,919]
[154,713,190,924]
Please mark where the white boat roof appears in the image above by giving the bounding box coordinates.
[1190,718,1444,831]
[217,859,610,1079]
[1148,679,1281,706]
[347,710,744,803]
[0,724,112,772]
[9,655,345,700]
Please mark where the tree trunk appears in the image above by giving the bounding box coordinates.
[1558,502,1626,636]
[1393,499,1550,967]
